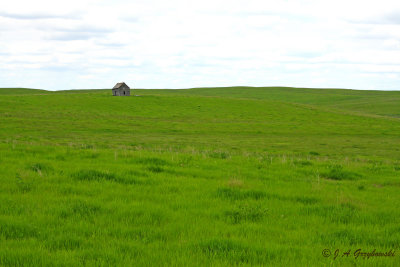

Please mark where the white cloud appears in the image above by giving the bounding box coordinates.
[0,0,399,90]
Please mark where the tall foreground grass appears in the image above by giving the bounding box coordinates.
[0,87,399,266]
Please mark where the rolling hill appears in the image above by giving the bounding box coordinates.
[0,87,399,266]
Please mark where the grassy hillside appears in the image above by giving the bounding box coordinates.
[143,86,400,119]
[0,88,49,95]
[0,87,399,266]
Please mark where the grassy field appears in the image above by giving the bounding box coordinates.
[0,86,399,266]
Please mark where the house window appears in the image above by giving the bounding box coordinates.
[124,91,125,95]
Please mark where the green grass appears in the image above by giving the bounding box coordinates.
[0,86,399,266]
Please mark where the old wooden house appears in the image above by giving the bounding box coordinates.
[112,82,131,96]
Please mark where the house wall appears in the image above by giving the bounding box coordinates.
[112,85,130,96]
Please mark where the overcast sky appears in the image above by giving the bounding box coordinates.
[0,0,399,90]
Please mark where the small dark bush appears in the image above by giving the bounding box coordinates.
[322,165,361,180]
[216,188,266,201]
[208,152,229,159]
[73,169,143,185]
[29,163,53,174]
[292,196,319,205]
[147,166,164,173]
[294,160,313,166]
[72,169,117,182]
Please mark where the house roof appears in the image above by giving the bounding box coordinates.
[113,82,129,89]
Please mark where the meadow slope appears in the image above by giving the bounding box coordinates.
[0,87,399,266]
